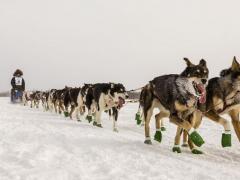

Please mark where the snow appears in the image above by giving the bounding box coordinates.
[0,97,239,180]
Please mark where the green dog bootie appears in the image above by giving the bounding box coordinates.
[161,127,166,131]
[64,111,69,117]
[189,130,205,147]
[191,148,203,154]
[222,132,232,147]
[135,112,142,125]
[154,130,162,143]
[172,146,181,153]
[86,115,93,123]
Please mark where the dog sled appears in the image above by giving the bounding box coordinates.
[11,89,23,103]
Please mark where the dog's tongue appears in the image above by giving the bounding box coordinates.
[197,84,206,104]
[118,97,125,108]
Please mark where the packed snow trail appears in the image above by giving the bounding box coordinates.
[0,98,240,180]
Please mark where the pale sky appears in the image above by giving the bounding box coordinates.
[0,0,240,91]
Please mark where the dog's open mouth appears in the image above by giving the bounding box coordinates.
[117,97,125,109]
[193,82,206,104]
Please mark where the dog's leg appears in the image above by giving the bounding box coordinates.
[229,109,240,142]
[75,106,81,121]
[113,108,119,132]
[144,106,154,145]
[34,100,36,108]
[54,102,58,113]
[183,111,202,148]
[140,111,145,126]
[37,101,39,108]
[135,105,142,125]
[172,127,183,153]
[173,113,202,154]
[63,104,69,117]
[94,110,103,128]
[205,110,232,147]
[79,106,85,120]
[170,115,204,147]
[58,103,62,114]
[187,111,204,154]
[60,102,66,115]
[154,111,168,143]
[161,119,166,131]
[47,101,51,111]
[205,110,231,130]
[182,130,188,147]
[48,101,53,112]
[69,105,75,120]
[41,100,44,110]
[213,96,224,112]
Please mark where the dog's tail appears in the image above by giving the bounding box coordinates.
[139,83,154,120]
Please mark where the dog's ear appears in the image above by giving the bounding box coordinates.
[231,56,240,71]
[183,57,194,67]
[199,59,207,67]
[220,68,230,77]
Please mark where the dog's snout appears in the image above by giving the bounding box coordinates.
[201,79,207,84]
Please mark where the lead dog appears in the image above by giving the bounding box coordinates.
[140,58,209,153]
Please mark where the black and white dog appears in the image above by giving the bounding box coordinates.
[85,83,128,132]
[63,87,83,120]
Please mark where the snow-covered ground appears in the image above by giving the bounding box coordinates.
[0,97,240,180]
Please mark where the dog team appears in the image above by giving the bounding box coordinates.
[21,57,240,154]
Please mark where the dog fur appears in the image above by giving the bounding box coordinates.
[140,58,209,149]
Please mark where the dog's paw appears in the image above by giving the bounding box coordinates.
[189,130,205,147]
[86,115,93,123]
[154,131,162,143]
[144,139,152,145]
[172,146,181,153]
[222,132,232,147]
[191,148,203,154]
[64,112,69,117]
